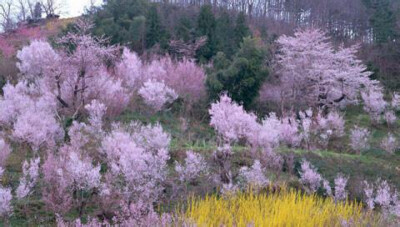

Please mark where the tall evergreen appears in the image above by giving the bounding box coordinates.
[176,16,195,43]
[234,12,250,48]
[363,0,397,44]
[215,11,236,58]
[196,5,217,62]
[146,5,168,49]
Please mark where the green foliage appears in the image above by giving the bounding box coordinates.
[234,12,250,49]
[206,38,269,109]
[214,11,236,58]
[93,0,149,52]
[146,5,169,49]
[196,5,217,62]
[363,0,398,44]
[175,16,195,43]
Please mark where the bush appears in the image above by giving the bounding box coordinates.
[206,37,269,109]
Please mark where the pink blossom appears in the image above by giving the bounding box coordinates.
[88,72,131,117]
[363,180,400,217]
[334,174,348,201]
[238,160,269,190]
[384,110,397,125]
[115,48,143,89]
[279,116,301,147]
[16,40,60,79]
[63,151,101,191]
[138,79,178,111]
[350,126,370,153]
[85,100,106,134]
[0,187,12,217]
[16,157,40,199]
[322,180,332,196]
[102,125,170,203]
[158,56,206,103]
[299,160,322,193]
[380,133,398,154]
[12,109,64,151]
[0,138,11,167]
[175,150,208,182]
[392,92,400,110]
[361,88,386,123]
[209,94,258,142]
[247,113,281,150]
[364,181,375,210]
[42,153,73,214]
[274,28,377,109]
[133,123,171,152]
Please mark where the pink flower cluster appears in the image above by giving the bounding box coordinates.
[175,150,208,182]
[138,79,178,111]
[364,180,400,217]
[272,28,378,109]
[350,126,370,153]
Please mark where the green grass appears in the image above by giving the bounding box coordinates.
[3,104,400,225]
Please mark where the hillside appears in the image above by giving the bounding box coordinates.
[0,1,400,226]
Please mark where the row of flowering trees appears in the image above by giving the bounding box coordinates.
[0,20,399,224]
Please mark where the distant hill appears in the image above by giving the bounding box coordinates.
[0,18,77,58]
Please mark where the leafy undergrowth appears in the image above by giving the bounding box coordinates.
[181,189,382,226]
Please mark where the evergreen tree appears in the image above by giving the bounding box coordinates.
[176,16,195,43]
[234,12,250,48]
[206,38,269,109]
[196,5,217,62]
[93,0,148,51]
[364,0,397,44]
[146,5,168,49]
[34,2,42,20]
[215,11,236,58]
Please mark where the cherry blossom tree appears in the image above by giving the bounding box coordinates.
[274,28,379,110]
[299,160,323,193]
[115,48,143,90]
[101,124,170,206]
[0,186,12,218]
[17,40,60,80]
[361,88,387,123]
[175,150,208,183]
[334,174,348,201]
[380,133,398,154]
[209,94,258,143]
[16,157,40,199]
[0,81,64,151]
[238,160,269,190]
[364,180,400,218]
[15,19,130,118]
[350,126,370,153]
[0,138,10,167]
[138,79,178,112]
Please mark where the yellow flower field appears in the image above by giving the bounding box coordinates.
[182,189,380,227]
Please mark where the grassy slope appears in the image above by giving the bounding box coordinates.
[4,103,400,225]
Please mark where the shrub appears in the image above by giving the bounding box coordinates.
[350,126,370,153]
[380,133,398,154]
[299,160,322,193]
[238,160,269,190]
